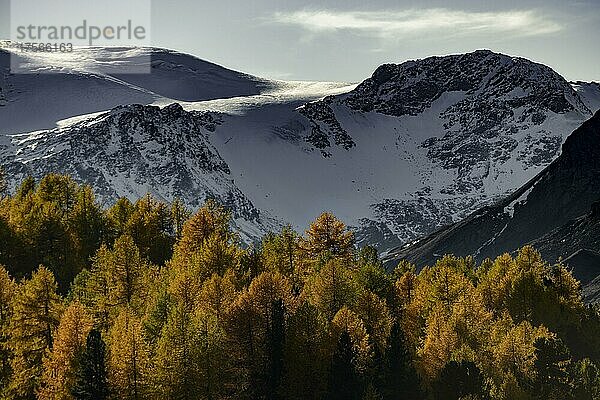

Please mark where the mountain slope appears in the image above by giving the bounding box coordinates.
[284,50,596,248]
[0,45,273,134]
[531,202,600,270]
[387,110,600,267]
[0,103,280,242]
[572,81,600,114]
[1,46,599,250]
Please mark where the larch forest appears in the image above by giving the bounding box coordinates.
[0,170,599,400]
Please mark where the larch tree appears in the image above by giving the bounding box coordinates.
[354,290,393,356]
[174,199,232,258]
[261,226,300,280]
[188,232,241,282]
[93,235,148,311]
[329,307,371,400]
[307,258,357,320]
[533,337,572,400]
[224,291,261,399]
[194,308,230,400]
[68,186,105,269]
[571,358,600,400]
[246,271,295,400]
[418,304,458,382]
[36,174,78,217]
[152,302,204,399]
[0,265,17,393]
[126,194,174,265]
[302,212,354,262]
[153,288,230,399]
[7,265,63,399]
[38,302,94,400]
[151,262,231,399]
[170,197,191,240]
[197,271,237,321]
[331,307,371,374]
[106,308,150,400]
[106,197,134,239]
[489,316,550,396]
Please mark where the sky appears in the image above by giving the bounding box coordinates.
[1,0,599,82]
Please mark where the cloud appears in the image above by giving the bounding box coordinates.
[270,8,563,38]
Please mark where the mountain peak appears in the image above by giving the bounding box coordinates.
[347,49,586,117]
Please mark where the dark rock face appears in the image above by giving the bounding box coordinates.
[298,98,355,157]
[353,219,402,254]
[387,111,600,268]
[530,207,600,278]
[0,103,276,240]
[345,50,584,117]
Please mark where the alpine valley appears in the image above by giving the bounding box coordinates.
[1,43,600,253]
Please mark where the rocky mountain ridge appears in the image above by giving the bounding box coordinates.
[0,103,280,242]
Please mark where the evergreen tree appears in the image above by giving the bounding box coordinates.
[71,329,109,400]
[282,301,329,400]
[268,299,285,400]
[379,322,422,400]
[329,331,362,400]
[435,360,485,400]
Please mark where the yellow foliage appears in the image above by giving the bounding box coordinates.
[38,302,93,400]
[107,308,150,399]
[301,212,354,261]
[331,307,371,371]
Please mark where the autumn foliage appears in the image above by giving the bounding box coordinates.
[0,175,599,399]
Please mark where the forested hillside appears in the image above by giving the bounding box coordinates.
[1,172,599,400]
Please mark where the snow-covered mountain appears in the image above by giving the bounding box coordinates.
[385,110,600,267]
[1,45,599,247]
[0,102,283,242]
[296,50,598,249]
[0,44,278,134]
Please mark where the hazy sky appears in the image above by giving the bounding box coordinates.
[1,0,599,82]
